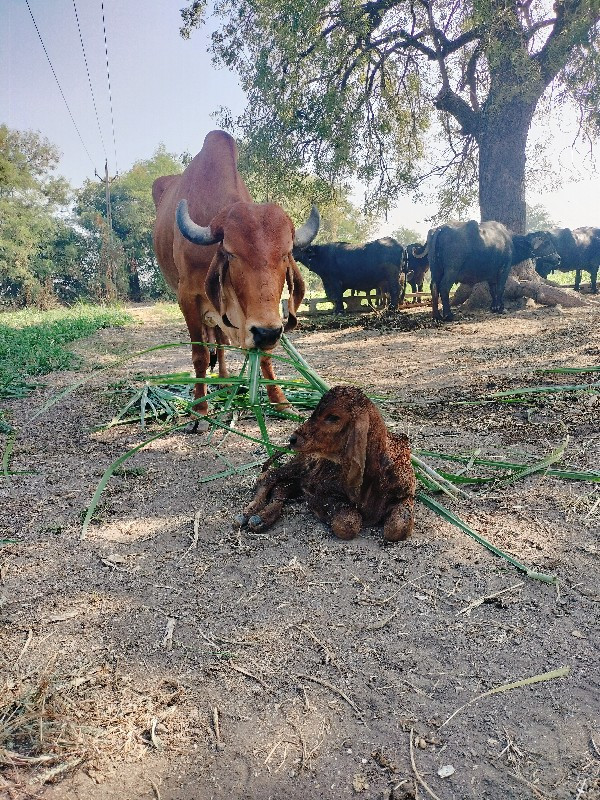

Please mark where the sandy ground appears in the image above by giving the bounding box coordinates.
[1,299,599,800]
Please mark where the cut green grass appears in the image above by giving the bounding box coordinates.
[80,337,564,583]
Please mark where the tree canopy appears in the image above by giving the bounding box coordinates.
[181,0,600,232]
[0,125,71,306]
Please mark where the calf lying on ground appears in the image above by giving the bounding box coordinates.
[236,386,416,541]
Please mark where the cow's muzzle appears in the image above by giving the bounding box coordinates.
[251,325,283,350]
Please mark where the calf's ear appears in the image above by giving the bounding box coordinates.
[205,248,229,319]
[342,412,369,500]
[284,256,306,332]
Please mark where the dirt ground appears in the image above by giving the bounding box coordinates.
[1,298,599,800]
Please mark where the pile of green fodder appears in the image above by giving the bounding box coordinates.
[75,336,600,584]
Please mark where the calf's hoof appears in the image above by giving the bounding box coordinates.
[248,514,264,531]
[233,513,249,529]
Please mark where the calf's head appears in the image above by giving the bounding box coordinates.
[289,386,387,498]
[177,200,319,350]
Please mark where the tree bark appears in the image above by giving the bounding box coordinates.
[478,100,534,234]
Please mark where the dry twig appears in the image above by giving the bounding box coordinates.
[297,674,363,719]
[409,729,443,800]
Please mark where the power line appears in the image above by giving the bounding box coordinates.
[72,0,107,161]
[24,0,97,172]
[101,1,118,175]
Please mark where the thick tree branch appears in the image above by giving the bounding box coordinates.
[435,87,481,137]
[535,0,589,86]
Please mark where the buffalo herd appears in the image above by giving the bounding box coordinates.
[152,130,598,392]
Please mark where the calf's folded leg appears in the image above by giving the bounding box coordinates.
[236,458,305,530]
[383,498,415,542]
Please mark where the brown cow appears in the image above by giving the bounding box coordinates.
[152,130,320,415]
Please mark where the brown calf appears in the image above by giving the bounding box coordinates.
[237,386,416,541]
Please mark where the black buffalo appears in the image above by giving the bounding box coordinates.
[402,242,430,303]
[425,220,561,321]
[292,237,405,313]
[534,227,599,294]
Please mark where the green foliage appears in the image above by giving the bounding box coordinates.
[0,125,74,306]
[180,0,600,222]
[391,226,423,245]
[0,304,131,401]
[526,203,556,232]
[76,145,184,302]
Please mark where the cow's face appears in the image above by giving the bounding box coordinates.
[205,203,305,350]
[527,232,561,269]
[292,245,318,272]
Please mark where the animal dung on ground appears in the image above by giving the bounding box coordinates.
[237,386,416,541]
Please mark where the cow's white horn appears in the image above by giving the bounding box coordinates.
[176,199,221,245]
[293,205,321,249]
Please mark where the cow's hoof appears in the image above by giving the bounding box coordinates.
[442,313,455,322]
[186,418,210,433]
[248,514,263,530]
[233,514,249,529]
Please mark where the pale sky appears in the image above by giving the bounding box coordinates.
[2,0,598,240]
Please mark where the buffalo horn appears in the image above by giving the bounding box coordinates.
[176,199,221,246]
[293,205,321,249]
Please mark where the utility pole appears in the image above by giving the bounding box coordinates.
[99,160,117,301]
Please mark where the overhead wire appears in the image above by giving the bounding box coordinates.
[24,0,97,172]
[100,1,118,175]
[72,0,107,162]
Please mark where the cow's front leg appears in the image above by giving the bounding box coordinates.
[388,271,400,310]
[178,290,211,416]
[488,277,503,313]
[383,498,415,542]
[574,269,582,292]
[215,327,230,378]
[260,355,288,409]
[491,267,511,313]
[590,266,598,294]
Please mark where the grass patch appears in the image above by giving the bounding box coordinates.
[0,304,132,403]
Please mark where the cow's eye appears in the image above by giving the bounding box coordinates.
[324,414,340,423]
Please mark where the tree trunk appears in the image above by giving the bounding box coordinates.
[453,100,587,311]
[478,100,534,234]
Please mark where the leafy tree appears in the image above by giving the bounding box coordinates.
[391,226,424,245]
[75,146,184,301]
[0,125,72,306]
[526,202,556,232]
[181,0,600,307]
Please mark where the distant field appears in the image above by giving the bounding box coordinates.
[0,304,132,402]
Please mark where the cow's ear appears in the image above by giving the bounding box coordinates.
[284,255,306,332]
[205,247,229,316]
